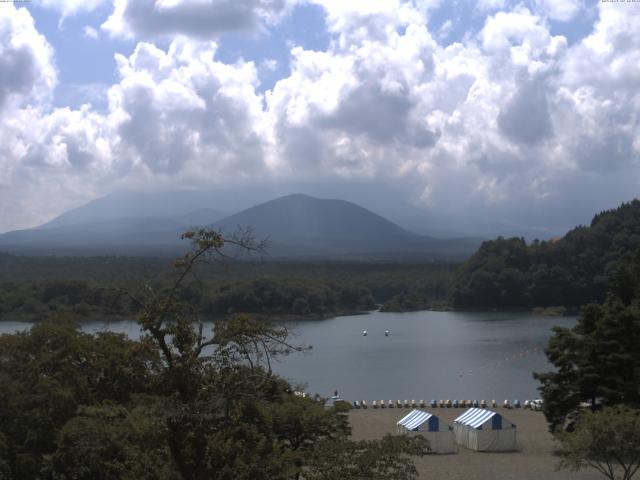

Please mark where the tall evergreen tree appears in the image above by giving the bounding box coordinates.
[535,250,640,432]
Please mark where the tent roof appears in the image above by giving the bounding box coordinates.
[397,409,433,430]
[454,408,499,429]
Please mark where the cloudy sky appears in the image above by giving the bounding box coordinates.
[0,0,639,236]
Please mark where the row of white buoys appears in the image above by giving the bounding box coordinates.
[423,399,540,409]
[349,397,542,410]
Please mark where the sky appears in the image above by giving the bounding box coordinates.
[0,0,639,237]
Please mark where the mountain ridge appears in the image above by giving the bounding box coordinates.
[0,193,482,259]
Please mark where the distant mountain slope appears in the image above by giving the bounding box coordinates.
[39,191,226,230]
[0,218,185,251]
[213,194,480,258]
[0,193,481,259]
[451,199,640,309]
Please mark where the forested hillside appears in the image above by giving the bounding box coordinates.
[451,200,640,309]
[0,255,455,321]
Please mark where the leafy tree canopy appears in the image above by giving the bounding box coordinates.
[557,406,640,480]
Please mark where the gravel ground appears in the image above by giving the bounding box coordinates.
[348,407,603,480]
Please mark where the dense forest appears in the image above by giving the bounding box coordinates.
[0,254,455,322]
[451,200,640,309]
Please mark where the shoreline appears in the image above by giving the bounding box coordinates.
[347,408,601,480]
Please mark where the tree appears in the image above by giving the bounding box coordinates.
[0,228,428,480]
[120,228,428,480]
[305,435,429,480]
[557,406,640,480]
[534,250,640,432]
[534,298,640,431]
[0,317,160,479]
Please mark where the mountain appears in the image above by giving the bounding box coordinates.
[0,218,187,255]
[38,191,226,230]
[0,193,481,259]
[212,194,481,259]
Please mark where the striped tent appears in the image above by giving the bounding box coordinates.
[397,409,455,454]
[453,408,517,452]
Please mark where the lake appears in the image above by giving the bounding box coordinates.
[1,310,575,402]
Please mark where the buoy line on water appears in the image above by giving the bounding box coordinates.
[456,343,546,378]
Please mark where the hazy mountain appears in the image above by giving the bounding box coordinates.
[212,194,481,259]
[39,191,226,230]
[0,218,186,255]
[0,193,481,259]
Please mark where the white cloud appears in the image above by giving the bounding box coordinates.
[533,0,582,22]
[0,5,56,110]
[476,0,506,11]
[1,0,640,235]
[0,3,276,231]
[108,39,268,177]
[38,0,109,17]
[102,0,296,39]
[261,58,279,71]
[83,25,99,39]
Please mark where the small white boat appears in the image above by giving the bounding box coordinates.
[385,330,389,336]
[362,330,367,336]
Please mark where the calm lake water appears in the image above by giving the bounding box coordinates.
[1,310,575,402]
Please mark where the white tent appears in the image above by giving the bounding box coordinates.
[397,409,456,454]
[453,408,517,452]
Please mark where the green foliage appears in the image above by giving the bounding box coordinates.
[0,255,457,321]
[49,401,174,480]
[535,247,640,432]
[535,298,640,431]
[557,406,640,480]
[305,435,429,480]
[0,318,160,479]
[203,277,375,317]
[452,200,640,309]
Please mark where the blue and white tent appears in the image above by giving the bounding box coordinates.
[453,408,517,452]
[397,409,455,453]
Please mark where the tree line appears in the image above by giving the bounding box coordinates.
[0,257,456,322]
[451,200,640,309]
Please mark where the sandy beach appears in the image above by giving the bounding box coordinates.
[348,407,602,480]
